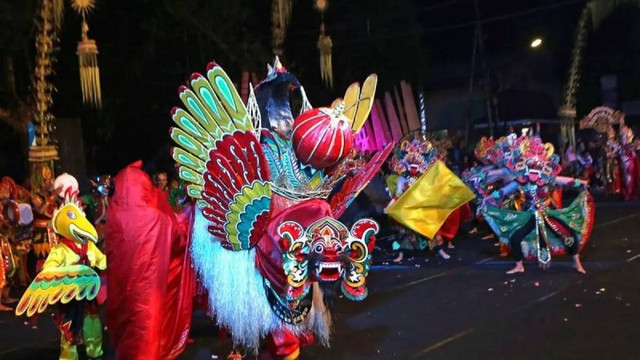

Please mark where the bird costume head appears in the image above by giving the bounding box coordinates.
[52,188,98,244]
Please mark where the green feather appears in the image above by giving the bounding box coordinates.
[172,108,217,146]
[187,184,203,199]
[190,76,236,134]
[206,65,251,131]
[179,166,204,186]
[170,128,208,160]
[172,148,206,173]
[179,88,224,138]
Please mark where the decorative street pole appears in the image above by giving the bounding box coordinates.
[558,5,589,149]
[29,0,102,189]
[29,0,59,191]
[558,0,640,148]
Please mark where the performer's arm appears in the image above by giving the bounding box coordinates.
[554,176,587,188]
[88,242,107,270]
[485,168,510,184]
[488,181,519,201]
[384,176,404,211]
[395,176,407,197]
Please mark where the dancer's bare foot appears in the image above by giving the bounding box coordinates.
[468,227,478,234]
[393,252,404,263]
[482,233,495,240]
[438,249,450,259]
[573,255,586,274]
[506,261,524,274]
[447,242,455,249]
[0,303,13,311]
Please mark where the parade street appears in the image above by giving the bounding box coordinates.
[1,200,638,360]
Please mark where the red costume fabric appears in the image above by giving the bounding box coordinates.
[105,161,194,360]
[436,202,471,240]
[255,196,332,296]
[254,196,332,357]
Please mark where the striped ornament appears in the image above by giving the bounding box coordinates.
[292,108,354,169]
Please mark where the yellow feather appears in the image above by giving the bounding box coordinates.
[342,82,361,123]
[351,74,378,133]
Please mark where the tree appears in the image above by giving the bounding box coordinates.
[0,1,39,159]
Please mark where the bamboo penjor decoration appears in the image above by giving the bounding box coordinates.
[73,0,102,108]
[33,0,57,148]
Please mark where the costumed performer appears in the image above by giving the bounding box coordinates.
[170,58,386,359]
[105,161,194,360]
[386,137,474,261]
[15,175,106,360]
[480,135,594,274]
[0,177,34,310]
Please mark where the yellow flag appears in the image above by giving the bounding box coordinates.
[386,161,475,239]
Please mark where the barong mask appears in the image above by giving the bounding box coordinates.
[279,217,378,301]
[474,137,497,165]
[390,139,438,177]
[507,137,561,186]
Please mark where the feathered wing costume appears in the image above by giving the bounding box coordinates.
[16,186,106,360]
[170,59,387,358]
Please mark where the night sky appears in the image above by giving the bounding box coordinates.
[1,0,638,179]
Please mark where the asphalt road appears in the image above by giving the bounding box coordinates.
[1,201,639,360]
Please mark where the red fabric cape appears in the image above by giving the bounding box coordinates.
[437,202,472,240]
[105,161,194,360]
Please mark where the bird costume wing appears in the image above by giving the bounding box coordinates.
[15,265,100,317]
[170,62,272,250]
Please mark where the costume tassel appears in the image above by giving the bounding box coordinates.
[76,19,102,108]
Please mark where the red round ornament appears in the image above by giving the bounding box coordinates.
[292,107,354,169]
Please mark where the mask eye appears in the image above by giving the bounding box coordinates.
[335,244,344,252]
[314,244,324,253]
[67,210,76,219]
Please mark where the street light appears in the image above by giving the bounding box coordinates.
[530,38,542,48]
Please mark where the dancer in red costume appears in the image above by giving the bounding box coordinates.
[105,161,194,360]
